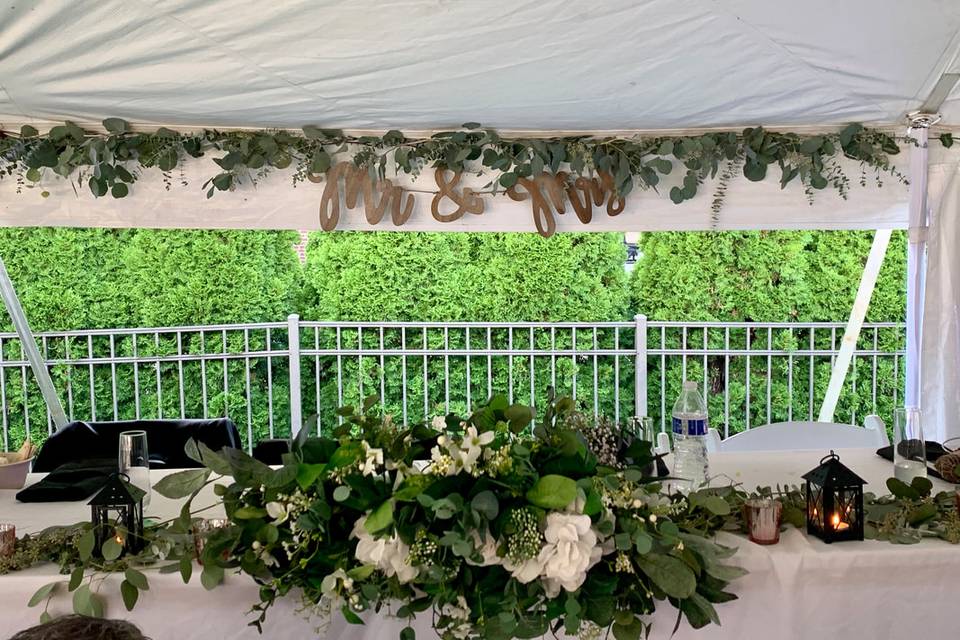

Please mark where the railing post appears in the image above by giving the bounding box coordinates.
[288,314,302,437]
[634,314,648,418]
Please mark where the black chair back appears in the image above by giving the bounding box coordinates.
[33,418,241,472]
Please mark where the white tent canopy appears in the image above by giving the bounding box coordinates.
[1,0,959,442]
[3,0,960,132]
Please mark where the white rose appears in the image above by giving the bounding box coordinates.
[432,415,448,430]
[351,517,418,583]
[538,513,602,597]
[503,557,542,583]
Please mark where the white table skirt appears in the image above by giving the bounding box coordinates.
[1,449,956,640]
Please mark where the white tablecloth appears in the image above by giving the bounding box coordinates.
[1,449,956,640]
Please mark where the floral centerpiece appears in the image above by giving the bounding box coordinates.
[185,393,745,639]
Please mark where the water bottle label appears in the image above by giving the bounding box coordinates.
[672,417,708,436]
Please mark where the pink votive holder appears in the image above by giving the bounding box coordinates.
[744,498,783,545]
[0,523,14,558]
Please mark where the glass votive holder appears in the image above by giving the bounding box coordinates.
[743,498,783,545]
[0,523,14,558]
[193,518,229,562]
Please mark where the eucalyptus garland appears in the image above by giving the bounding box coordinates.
[0,119,931,212]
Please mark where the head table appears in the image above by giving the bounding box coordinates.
[0,448,955,640]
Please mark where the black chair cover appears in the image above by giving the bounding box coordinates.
[252,438,291,465]
[32,418,241,473]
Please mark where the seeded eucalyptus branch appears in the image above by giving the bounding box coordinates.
[0,120,923,210]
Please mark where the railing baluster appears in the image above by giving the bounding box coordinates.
[787,327,793,422]
[65,336,74,421]
[132,333,140,420]
[571,326,577,402]
[723,327,730,438]
[508,327,513,405]
[109,334,118,421]
[401,326,408,425]
[154,333,161,420]
[614,326,620,425]
[444,326,450,413]
[766,327,772,425]
[200,330,208,419]
[88,335,96,422]
[176,331,185,419]
[422,328,428,418]
[267,327,274,439]
[336,327,343,421]
[808,328,815,421]
[379,326,386,410]
[592,327,598,419]
[465,327,471,412]
[745,328,751,430]
[245,328,253,451]
[222,328,229,419]
[486,327,492,400]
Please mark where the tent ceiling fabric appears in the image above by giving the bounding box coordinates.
[3,0,960,131]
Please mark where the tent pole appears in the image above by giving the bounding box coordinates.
[818,229,892,423]
[905,120,932,409]
[0,257,68,429]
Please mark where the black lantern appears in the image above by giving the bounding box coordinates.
[802,451,865,543]
[88,473,146,555]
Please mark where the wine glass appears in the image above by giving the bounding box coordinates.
[893,407,927,482]
[119,430,151,507]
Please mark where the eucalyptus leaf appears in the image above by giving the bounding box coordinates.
[101,537,123,561]
[636,554,697,599]
[120,579,139,611]
[153,469,211,499]
[28,582,57,607]
[124,568,149,590]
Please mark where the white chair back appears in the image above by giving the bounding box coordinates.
[711,417,888,453]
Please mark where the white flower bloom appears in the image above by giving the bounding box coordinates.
[360,441,383,477]
[459,426,495,471]
[503,556,542,583]
[351,518,418,583]
[464,530,502,567]
[266,501,289,524]
[538,513,602,597]
[432,415,448,430]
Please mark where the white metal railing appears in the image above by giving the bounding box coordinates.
[0,316,904,452]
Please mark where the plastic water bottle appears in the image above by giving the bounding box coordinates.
[672,381,709,490]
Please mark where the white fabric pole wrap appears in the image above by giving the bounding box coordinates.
[905,127,929,409]
[920,148,960,444]
[818,229,892,423]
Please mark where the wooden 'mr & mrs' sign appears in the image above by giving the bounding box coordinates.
[310,162,624,238]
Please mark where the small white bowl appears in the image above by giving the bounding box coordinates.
[0,457,33,490]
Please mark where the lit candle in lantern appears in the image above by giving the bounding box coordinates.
[830,513,849,531]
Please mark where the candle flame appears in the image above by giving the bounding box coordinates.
[830,513,840,527]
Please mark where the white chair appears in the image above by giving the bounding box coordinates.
[706,415,889,453]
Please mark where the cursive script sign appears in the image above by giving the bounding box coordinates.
[313,165,624,238]
[309,162,415,231]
